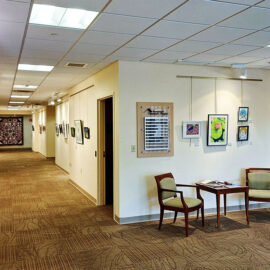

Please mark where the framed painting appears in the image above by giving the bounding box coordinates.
[74,120,83,144]
[238,107,249,122]
[59,124,63,134]
[65,123,69,139]
[71,127,75,137]
[183,121,201,139]
[207,114,228,146]
[39,125,42,134]
[0,117,23,146]
[238,126,249,141]
[55,124,59,136]
[84,127,90,139]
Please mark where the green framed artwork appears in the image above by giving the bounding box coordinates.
[207,114,228,146]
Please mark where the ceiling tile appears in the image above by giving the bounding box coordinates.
[167,40,221,53]
[34,0,108,12]
[256,0,270,8]
[146,51,194,63]
[20,57,58,66]
[207,44,260,56]
[219,7,270,30]
[104,0,185,18]
[15,71,48,85]
[0,0,30,23]
[23,38,73,52]
[192,26,253,43]
[127,36,180,50]
[217,55,263,64]
[91,13,156,35]
[80,30,134,46]
[0,47,20,58]
[111,47,158,59]
[233,31,270,47]
[166,0,246,25]
[70,43,118,56]
[187,53,229,62]
[211,0,258,4]
[63,53,104,63]
[26,25,83,42]
[245,58,270,67]
[238,48,270,58]
[143,20,207,39]
[21,49,64,60]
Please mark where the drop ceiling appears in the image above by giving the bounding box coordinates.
[1,0,270,109]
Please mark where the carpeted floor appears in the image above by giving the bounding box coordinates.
[0,151,269,270]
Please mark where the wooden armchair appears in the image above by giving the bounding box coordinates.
[155,173,204,237]
[245,168,270,206]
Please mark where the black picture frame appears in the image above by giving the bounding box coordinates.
[237,126,249,141]
[238,107,249,122]
[71,127,75,137]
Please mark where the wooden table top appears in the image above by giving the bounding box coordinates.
[196,183,249,194]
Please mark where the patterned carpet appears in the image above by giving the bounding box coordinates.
[0,151,269,270]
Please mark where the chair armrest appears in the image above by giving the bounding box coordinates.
[176,184,196,188]
[160,189,188,208]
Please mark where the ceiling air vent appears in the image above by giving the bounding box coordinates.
[65,62,88,68]
[13,89,35,93]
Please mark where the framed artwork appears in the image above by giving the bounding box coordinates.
[71,127,75,137]
[84,127,90,139]
[32,125,34,132]
[55,124,59,136]
[42,125,46,132]
[0,117,23,146]
[39,125,42,134]
[59,124,63,134]
[238,107,249,122]
[74,120,84,144]
[238,126,249,141]
[207,114,228,146]
[65,123,69,139]
[183,121,201,139]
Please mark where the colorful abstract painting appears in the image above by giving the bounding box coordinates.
[183,121,201,139]
[207,114,228,146]
[238,107,249,122]
[0,117,23,145]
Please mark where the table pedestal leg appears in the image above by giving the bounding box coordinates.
[224,194,227,216]
[216,193,220,228]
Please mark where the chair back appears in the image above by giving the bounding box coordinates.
[155,173,176,205]
[246,168,270,190]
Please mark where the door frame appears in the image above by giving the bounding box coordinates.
[97,95,113,207]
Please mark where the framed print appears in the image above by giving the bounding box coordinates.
[183,121,201,139]
[55,124,59,136]
[39,125,42,134]
[238,107,249,122]
[207,114,228,146]
[71,127,75,137]
[0,117,23,146]
[84,127,90,139]
[59,124,63,134]
[74,120,84,144]
[238,126,249,141]
[65,123,69,139]
[42,125,46,132]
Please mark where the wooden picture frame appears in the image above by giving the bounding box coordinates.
[238,126,249,141]
[183,121,201,139]
[238,107,249,122]
[207,114,228,146]
[137,102,174,157]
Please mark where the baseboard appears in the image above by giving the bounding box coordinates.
[68,179,97,205]
[118,202,270,224]
[55,164,69,175]
[0,148,32,152]
[114,215,120,224]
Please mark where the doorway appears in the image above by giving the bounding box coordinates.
[98,97,113,207]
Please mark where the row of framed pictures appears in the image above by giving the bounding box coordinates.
[183,113,249,146]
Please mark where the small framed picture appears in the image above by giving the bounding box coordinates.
[84,127,90,139]
[183,121,201,139]
[207,114,228,146]
[238,126,249,141]
[74,120,84,144]
[55,124,59,136]
[238,107,249,122]
[71,127,75,137]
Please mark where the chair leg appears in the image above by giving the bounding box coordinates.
[173,211,178,223]
[159,207,164,230]
[184,212,189,237]
[201,204,205,227]
[196,209,200,219]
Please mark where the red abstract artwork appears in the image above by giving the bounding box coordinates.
[0,117,23,145]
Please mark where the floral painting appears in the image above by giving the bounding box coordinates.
[207,114,228,146]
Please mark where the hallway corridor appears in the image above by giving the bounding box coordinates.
[0,151,269,270]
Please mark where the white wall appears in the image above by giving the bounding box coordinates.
[55,100,69,172]
[118,61,270,219]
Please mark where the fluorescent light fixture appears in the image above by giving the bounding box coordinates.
[30,4,98,29]
[18,64,54,72]
[8,108,19,110]
[13,85,38,89]
[240,69,247,79]
[57,98,62,102]
[48,100,55,106]
[9,101,25,104]
[11,95,30,99]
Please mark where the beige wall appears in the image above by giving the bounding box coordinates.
[118,61,270,219]
[56,62,119,217]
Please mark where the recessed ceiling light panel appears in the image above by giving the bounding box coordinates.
[9,101,25,104]
[30,4,98,29]
[18,64,54,72]
[11,95,30,99]
[13,85,38,89]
